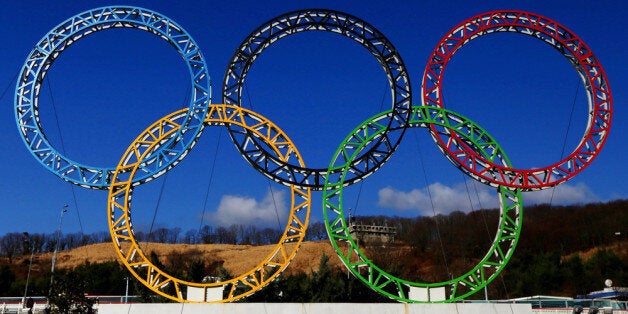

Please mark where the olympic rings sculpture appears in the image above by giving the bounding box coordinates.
[15,6,612,304]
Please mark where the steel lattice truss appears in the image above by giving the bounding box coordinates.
[324,106,522,303]
[422,10,612,190]
[109,105,310,303]
[222,9,412,190]
[15,6,210,189]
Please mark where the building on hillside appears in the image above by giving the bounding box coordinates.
[347,217,396,246]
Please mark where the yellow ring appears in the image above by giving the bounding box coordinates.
[108,104,311,303]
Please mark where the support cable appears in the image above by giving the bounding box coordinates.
[0,70,19,102]
[463,176,492,247]
[351,80,388,219]
[244,82,283,233]
[441,78,516,301]
[145,80,201,247]
[473,180,512,301]
[268,184,283,233]
[378,78,388,112]
[197,128,223,242]
[412,129,451,279]
[463,174,512,303]
[45,76,85,234]
[148,83,191,244]
[351,183,364,218]
[147,78,197,250]
[148,173,169,236]
[549,81,580,206]
[441,86,514,302]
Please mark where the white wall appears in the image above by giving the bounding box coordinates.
[98,303,533,314]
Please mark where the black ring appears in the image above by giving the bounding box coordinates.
[222,8,412,190]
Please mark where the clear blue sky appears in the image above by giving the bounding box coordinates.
[0,0,626,236]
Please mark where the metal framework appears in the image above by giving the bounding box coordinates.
[15,6,210,189]
[422,10,612,190]
[108,104,310,303]
[222,9,412,190]
[324,106,522,302]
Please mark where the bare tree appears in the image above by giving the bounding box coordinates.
[199,225,213,244]
[183,229,197,244]
[305,222,328,241]
[0,233,24,263]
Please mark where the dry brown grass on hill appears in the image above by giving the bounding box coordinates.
[25,241,343,276]
[564,241,628,261]
[12,240,627,277]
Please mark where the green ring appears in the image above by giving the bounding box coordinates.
[323,106,523,303]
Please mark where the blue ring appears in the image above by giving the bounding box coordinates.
[14,6,210,189]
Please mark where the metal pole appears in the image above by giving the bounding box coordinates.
[49,205,68,300]
[125,276,129,303]
[22,232,34,308]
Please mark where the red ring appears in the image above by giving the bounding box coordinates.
[421,10,612,190]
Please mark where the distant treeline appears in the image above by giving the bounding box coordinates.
[0,199,626,300]
[1,199,626,262]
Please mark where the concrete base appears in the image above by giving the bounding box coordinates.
[98,303,533,314]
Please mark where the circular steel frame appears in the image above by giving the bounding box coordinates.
[422,10,612,190]
[15,6,210,189]
[323,106,522,303]
[108,104,310,303]
[222,8,412,190]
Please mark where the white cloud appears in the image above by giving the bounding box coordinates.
[377,182,498,215]
[378,181,599,215]
[201,189,288,228]
[521,182,599,205]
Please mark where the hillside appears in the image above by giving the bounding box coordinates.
[2,200,626,300]
[10,238,626,282]
[10,240,342,276]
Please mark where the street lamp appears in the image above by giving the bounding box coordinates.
[49,204,68,299]
[125,276,130,303]
[22,232,35,308]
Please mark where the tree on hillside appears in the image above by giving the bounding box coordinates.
[0,265,15,297]
[73,261,127,295]
[582,249,628,291]
[562,255,587,296]
[0,233,24,263]
[48,269,94,313]
[305,222,328,241]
